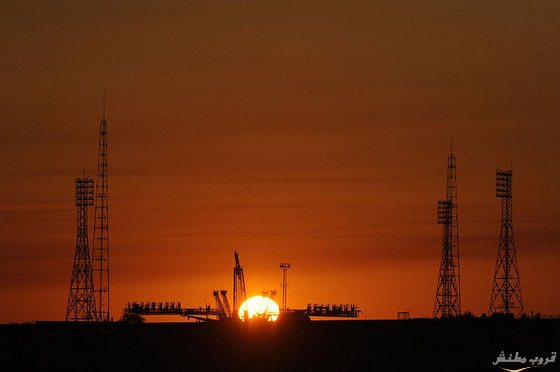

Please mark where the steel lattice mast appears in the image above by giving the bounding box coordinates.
[433,144,461,318]
[66,176,97,321]
[93,92,110,321]
[280,263,291,311]
[490,169,524,318]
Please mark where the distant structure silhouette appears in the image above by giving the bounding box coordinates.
[93,91,110,321]
[213,290,232,319]
[490,168,524,317]
[66,176,97,321]
[123,251,361,321]
[280,263,291,311]
[220,290,232,318]
[433,143,461,318]
[233,251,247,318]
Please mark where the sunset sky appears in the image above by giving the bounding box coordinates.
[1,1,559,323]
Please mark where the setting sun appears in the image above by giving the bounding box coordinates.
[238,296,280,322]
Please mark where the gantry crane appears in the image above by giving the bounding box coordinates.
[233,251,247,317]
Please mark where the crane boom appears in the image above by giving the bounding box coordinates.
[233,251,247,317]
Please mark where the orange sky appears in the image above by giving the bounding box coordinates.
[1,1,559,322]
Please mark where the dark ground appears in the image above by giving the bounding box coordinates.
[1,319,559,371]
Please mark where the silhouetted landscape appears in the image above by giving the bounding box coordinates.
[2,1,560,371]
[2,318,559,371]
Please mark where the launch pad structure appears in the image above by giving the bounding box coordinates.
[124,301,361,321]
[232,251,247,319]
[124,251,361,322]
[63,102,531,324]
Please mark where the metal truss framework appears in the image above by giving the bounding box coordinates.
[93,92,110,321]
[490,169,524,318]
[280,263,291,311]
[66,177,97,321]
[433,147,461,318]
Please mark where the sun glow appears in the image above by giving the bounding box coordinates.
[238,296,280,321]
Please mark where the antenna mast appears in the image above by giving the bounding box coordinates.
[433,143,461,318]
[280,263,291,311]
[93,91,110,321]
